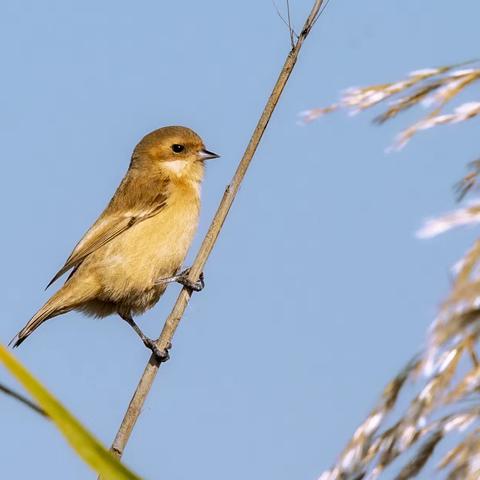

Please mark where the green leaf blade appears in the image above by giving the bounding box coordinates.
[0,345,141,480]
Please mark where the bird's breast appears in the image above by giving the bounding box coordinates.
[93,189,201,299]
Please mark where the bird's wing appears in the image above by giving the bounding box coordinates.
[46,193,168,288]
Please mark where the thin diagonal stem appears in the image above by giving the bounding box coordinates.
[108,0,325,461]
[286,0,295,48]
[0,381,47,417]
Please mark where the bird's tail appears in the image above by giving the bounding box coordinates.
[9,282,91,348]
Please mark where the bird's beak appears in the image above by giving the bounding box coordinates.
[198,148,220,161]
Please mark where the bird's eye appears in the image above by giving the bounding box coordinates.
[171,144,185,153]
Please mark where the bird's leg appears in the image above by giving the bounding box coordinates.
[156,268,205,292]
[119,313,170,362]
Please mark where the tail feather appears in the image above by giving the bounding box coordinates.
[10,304,73,349]
[10,283,89,348]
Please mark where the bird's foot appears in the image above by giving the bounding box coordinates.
[143,338,170,363]
[120,313,171,362]
[176,268,205,292]
[156,268,205,292]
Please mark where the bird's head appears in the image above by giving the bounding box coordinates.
[132,126,219,181]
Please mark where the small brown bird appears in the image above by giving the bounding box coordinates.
[10,126,219,359]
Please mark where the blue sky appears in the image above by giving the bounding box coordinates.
[1,1,479,478]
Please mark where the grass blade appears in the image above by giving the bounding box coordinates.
[0,344,141,480]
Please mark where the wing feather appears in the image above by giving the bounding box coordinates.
[46,180,168,288]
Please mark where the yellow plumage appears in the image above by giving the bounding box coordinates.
[11,126,218,352]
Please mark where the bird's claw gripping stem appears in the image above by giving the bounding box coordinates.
[143,338,170,363]
[121,313,171,362]
[156,268,205,292]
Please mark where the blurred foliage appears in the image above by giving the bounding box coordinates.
[0,345,141,480]
[304,63,480,479]
[299,61,480,152]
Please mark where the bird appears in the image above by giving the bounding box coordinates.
[10,126,219,359]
